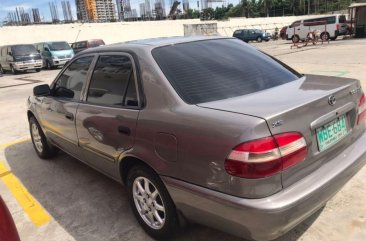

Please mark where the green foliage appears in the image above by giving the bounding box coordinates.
[189,0,355,20]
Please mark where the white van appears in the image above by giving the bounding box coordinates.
[286,14,348,43]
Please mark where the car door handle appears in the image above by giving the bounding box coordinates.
[65,112,74,121]
[118,126,131,136]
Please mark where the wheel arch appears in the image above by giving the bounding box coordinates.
[27,110,35,120]
[119,155,159,185]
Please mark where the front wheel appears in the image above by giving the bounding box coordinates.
[29,116,58,159]
[256,37,262,42]
[292,35,300,43]
[36,68,41,72]
[127,165,180,240]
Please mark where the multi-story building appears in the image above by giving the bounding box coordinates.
[76,0,116,22]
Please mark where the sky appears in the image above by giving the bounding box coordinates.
[0,0,241,23]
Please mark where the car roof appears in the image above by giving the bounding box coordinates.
[78,36,233,55]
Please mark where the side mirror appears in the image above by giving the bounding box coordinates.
[44,47,50,52]
[33,84,51,96]
[8,52,12,56]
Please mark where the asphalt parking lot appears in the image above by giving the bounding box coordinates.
[1,38,366,241]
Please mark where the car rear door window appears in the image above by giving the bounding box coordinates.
[152,39,300,104]
[53,56,94,100]
[86,55,136,107]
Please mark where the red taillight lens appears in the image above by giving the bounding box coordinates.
[336,24,340,30]
[225,132,307,179]
[357,93,366,125]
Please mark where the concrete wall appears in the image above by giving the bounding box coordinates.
[0,15,325,45]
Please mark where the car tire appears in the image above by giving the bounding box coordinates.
[330,36,337,41]
[29,116,58,159]
[10,65,17,75]
[292,35,300,43]
[256,37,262,42]
[46,60,53,70]
[36,68,41,72]
[127,165,180,240]
[321,32,330,42]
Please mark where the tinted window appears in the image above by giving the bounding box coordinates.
[53,56,94,100]
[152,39,300,104]
[87,55,134,107]
[124,74,138,107]
[11,45,38,56]
[49,41,71,51]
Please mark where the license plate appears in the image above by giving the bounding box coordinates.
[316,115,348,152]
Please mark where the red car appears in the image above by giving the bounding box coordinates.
[0,196,21,241]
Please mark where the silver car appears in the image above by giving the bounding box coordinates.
[27,36,366,241]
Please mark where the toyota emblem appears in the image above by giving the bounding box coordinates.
[328,95,336,106]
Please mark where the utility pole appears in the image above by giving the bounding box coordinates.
[308,0,310,15]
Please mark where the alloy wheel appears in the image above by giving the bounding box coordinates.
[31,123,43,153]
[132,177,166,230]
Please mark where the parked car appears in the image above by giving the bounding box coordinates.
[280,26,288,39]
[286,14,348,43]
[27,36,366,241]
[34,41,74,69]
[71,39,105,54]
[0,44,42,74]
[233,29,271,42]
[0,196,21,241]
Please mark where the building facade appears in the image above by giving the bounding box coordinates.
[76,0,116,22]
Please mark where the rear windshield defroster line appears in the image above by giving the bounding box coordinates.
[152,39,301,104]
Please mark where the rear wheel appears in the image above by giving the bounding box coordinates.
[29,116,58,159]
[127,165,180,240]
[36,68,41,72]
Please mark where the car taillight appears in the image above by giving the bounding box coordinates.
[225,132,307,179]
[336,24,340,30]
[357,93,366,125]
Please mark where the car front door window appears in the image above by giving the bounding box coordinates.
[53,56,94,101]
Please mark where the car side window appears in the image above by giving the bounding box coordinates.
[53,56,94,100]
[86,55,138,107]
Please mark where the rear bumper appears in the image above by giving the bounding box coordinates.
[162,130,366,241]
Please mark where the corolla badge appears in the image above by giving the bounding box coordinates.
[328,95,336,106]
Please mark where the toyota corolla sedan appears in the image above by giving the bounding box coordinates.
[27,36,366,241]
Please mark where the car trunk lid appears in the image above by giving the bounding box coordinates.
[198,75,364,188]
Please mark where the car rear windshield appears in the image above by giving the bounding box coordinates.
[11,45,38,56]
[49,42,71,51]
[152,39,301,104]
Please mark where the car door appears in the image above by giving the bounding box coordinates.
[40,55,95,158]
[75,54,140,179]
